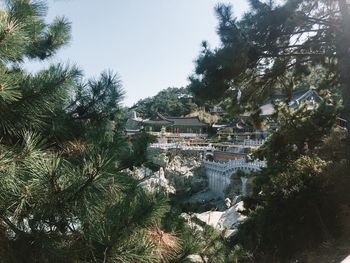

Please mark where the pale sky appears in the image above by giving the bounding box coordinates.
[25,0,249,106]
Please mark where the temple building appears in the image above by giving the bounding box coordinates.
[143,113,207,134]
[125,111,208,139]
[210,88,323,143]
[243,88,322,118]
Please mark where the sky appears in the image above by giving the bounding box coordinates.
[26,0,250,106]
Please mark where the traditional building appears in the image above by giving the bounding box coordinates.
[209,88,322,142]
[125,111,144,136]
[125,111,208,139]
[143,113,208,135]
[246,88,322,117]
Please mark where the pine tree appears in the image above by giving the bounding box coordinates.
[189,0,350,122]
[188,1,350,260]
[230,102,341,261]
[0,1,180,262]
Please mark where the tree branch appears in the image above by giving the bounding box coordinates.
[67,175,96,202]
[261,52,327,58]
[0,215,24,236]
[301,15,340,27]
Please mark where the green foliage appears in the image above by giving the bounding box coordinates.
[255,101,337,166]
[194,225,251,263]
[189,0,348,118]
[0,1,184,262]
[187,0,350,261]
[198,226,235,263]
[166,198,251,263]
[235,103,340,262]
[1,0,71,61]
[67,71,125,123]
[0,133,171,262]
[120,131,157,169]
[238,155,338,262]
[160,206,202,263]
[132,87,198,118]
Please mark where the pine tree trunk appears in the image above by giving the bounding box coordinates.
[337,0,350,163]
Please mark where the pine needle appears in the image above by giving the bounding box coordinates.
[146,226,181,263]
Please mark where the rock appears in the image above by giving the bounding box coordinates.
[217,201,246,229]
[195,211,223,228]
[126,166,153,180]
[138,168,176,194]
[135,151,206,194]
[194,201,247,232]
[150,151,169,167]
[225,197,232,208]
[165,155,204,192]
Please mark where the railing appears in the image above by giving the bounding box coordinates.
[149,142,215,151]
[203,159,266,174]
[149,141,266,152]
[148,132,208,138]
[241,139,265,146]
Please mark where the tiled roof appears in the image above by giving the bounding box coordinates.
[262,89,321,107]
[166,116,207,127]
[125,118,142,131]
[243,88,322,117]
[142,113,173,125]
[142,120,173,125]
[141,113,207,127]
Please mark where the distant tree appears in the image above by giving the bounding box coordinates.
[186,110,219,124]
[132,87,198,118]
[120,131,157,169]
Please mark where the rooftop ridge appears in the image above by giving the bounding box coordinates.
[167,116,201,119]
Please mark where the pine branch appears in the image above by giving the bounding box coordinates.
[301,15,340,27]
[261,52,327,58]
[67,172,98,202]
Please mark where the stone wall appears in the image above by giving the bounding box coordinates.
[203,159,265,198]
